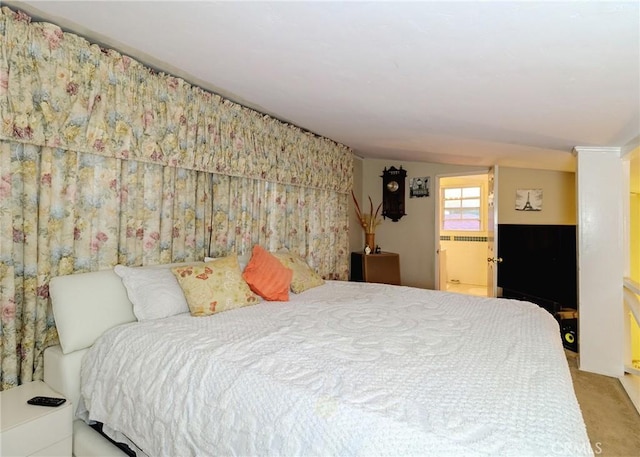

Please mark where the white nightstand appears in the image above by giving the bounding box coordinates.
[1,380,72,456]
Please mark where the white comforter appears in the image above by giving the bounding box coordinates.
[78,281,592,456]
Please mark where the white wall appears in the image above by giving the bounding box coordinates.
[574,147,625,377]
[359,158,486,288]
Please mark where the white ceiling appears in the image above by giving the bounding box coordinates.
[7,1,640,171]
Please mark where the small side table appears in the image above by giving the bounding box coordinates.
[1,380,72,456]
[350,251,401,285]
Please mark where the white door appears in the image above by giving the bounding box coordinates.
[486,166,501,297]
[434,176,445,290]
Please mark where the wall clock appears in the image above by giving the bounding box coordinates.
[381,166,407,222]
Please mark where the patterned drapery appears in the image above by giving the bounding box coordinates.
[0,7,352,193]
[0,7,351,389]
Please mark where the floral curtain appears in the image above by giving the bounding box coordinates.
[0,7,352,389]
[0,7,352,192]
[207,175,349,272]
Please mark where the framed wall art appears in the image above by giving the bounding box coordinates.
[410,176,430,198]
[515,188,542,211]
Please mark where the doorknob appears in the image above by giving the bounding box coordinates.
[487,257,503,263]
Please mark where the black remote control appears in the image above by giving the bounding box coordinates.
[27,396,66,407]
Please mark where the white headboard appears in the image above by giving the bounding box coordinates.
[44,263,202,456]
[45,268,136,411]
[49,269,136,354]
[44,263,198,414]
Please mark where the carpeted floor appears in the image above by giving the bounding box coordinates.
[567,351,640,456]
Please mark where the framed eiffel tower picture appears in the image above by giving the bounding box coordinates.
[515,189,542,211]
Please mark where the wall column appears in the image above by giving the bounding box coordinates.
[574,146,625,377]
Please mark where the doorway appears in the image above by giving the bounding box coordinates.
[435,172,490,297]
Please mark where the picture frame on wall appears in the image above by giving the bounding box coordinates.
[515,188,542,211]
[410,176,430,198]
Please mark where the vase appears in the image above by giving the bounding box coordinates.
[365,232,375,251]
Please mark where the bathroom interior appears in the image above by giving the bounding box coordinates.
[437,173,490,297]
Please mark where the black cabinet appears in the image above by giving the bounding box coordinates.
[497,224,577,310]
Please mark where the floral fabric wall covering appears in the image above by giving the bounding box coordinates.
[0,7,352,389]
[0,8,351,192]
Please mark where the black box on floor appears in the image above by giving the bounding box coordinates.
[556,309,578,352]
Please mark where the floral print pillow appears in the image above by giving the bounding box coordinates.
[272,252,325,293]
[171,256,258,316]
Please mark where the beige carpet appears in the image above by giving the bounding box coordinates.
[567,351,640,456]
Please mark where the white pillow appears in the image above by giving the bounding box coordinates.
[114,265,189,321]
[205,253,251,271]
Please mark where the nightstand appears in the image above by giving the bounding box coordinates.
[1,380,72,456]
[350,252,401,285]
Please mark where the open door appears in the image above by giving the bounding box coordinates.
[434,176,444,290]
[435,172,493,294]
[486,166,501,297]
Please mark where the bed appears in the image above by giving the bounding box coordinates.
[43,259,593,457]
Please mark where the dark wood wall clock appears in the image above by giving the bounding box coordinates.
[381,166,407,222]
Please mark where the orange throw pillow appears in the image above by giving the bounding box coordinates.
[242,245,293,301]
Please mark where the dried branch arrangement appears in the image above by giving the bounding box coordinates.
[351,190,382,234]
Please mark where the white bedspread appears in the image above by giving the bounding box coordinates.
[78,281,592,456]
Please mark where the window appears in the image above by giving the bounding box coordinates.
[442,186,482,231]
